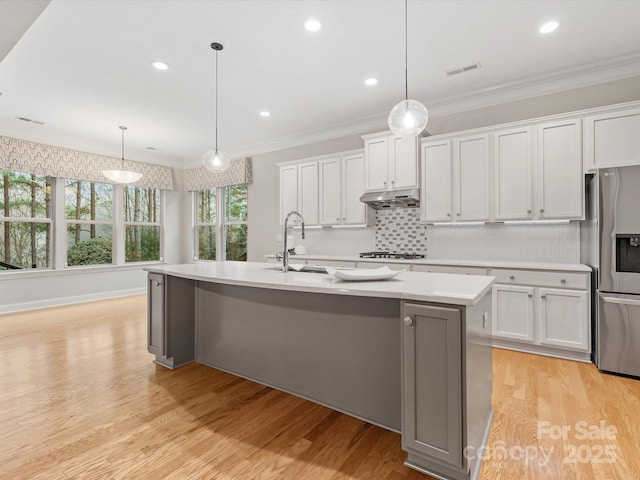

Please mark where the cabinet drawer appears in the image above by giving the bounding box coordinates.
[318,260,357,268]
[412,265,488,276]
[490,269,588,289]
[356,262,407,271]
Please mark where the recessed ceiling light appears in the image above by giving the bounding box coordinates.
[539,21,559,34]
[151,61,169,71]
[305,19,321,32]
[260,111,271,117]
[364,77,378,86]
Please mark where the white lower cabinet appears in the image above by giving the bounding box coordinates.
[538,288,588,351]
[491,274,590,360]
[492,285,535,343]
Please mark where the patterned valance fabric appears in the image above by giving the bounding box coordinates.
[185,157,252,190]
[0,135,174,190]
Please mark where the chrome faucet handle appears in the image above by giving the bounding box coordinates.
[275,252,283,262]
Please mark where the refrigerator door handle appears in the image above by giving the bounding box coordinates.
[601,295,640,307]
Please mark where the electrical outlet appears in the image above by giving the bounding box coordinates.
[483,311,489,329]
[276,234,283,242]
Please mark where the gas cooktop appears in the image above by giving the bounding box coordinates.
[359,251,425,260]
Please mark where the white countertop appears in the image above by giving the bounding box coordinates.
[265,254,591,273]
[146,261,494,306]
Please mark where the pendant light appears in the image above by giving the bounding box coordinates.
[387,0,429,137]
[101,126,143,184]
[203,42,229,172]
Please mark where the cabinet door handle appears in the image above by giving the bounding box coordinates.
[456,213,461,216]
[527,210,532,214]
[509,275,515,280]
[528,293,533,298]
[403,316,414,326]
[342,217,346,221]
[336,217,340,221]
[561,279,566,284]
[154,281,162,287]
[446,213,451,217]
[539,208,545,213]
[541,294,546,299]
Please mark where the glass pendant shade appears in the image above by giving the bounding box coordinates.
[101,125,143,184]
[101,169,143,184]
[388,99,429,137]
[202,148,229,171]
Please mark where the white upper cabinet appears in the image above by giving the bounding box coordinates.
[536,119,583,219]
[584,106,640,171]
[493,127,532,221]
[421,135,490,224]
[298,161,319,225]
[421,140,452,222]
[363,131,419,191]
[341,152,368,224]
[279,165,298,225]
[363,136,389,191]
[279,162,318,226]
[282,149,370,228]
[318,157,342,225]
[456,134,491,221]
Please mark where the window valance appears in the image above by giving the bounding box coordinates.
[185,157,252,191]
[0,135,174,190]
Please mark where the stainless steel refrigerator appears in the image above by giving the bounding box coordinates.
[583,166,640,378]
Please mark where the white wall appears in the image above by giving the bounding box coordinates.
[0,169,189,314]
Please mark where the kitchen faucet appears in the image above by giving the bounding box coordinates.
[282,210,305,272]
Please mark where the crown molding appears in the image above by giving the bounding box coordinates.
[186,52,640,166]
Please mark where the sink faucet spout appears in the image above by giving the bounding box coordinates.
[282,210,305,272]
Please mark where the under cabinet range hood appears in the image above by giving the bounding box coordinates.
[359,188,420,209]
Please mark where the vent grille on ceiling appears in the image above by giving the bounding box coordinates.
[446,62,481,76]
[16,116,45,125]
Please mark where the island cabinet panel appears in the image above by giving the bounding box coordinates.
[147,273,165,356]
[147,274,195,369]
[196,283,402,431]
[402,303,463,469]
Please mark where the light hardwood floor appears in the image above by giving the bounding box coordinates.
[0,295,638,479]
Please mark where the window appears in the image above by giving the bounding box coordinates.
[195,184,248,261]
[65,180,113,266]
[124,186,161,262]
[224,184,248,261]
[0,170,52,270]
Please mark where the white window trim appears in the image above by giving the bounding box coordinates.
[193,186,247,262]
[1,176,166,274]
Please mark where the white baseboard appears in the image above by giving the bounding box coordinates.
[0,287,147,315]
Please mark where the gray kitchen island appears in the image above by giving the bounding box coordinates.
[146,262,494,480]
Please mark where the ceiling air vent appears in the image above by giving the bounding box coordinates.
[446,62,481,77]
[16,116,45,125]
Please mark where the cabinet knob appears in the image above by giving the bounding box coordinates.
[528,293,533,298]
[509,275,515,280]
[403,316,414,326]
[343,217,346,220]
[541,294,546,299]
[336,218,340,221]
[561,279,566,284]
[539,209,545,213]
[527,210,532,214]
[446,213,451,217]
[154,281,162,287]
[456,213,461,216]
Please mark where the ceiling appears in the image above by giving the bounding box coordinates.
[1,0,640,168]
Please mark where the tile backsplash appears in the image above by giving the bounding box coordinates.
[375,208,428,253]
[426,222,580,263]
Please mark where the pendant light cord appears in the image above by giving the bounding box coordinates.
[215,48,219,152]
[404,0,408,101]
[120,126,126,169]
